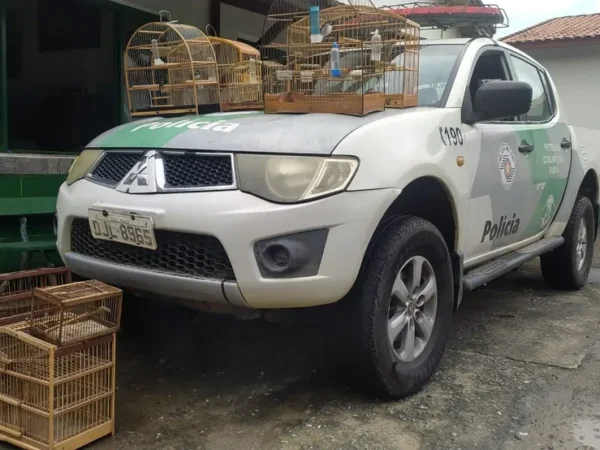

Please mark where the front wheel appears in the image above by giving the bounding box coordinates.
[348,216,454,399]
[540,195,595,290]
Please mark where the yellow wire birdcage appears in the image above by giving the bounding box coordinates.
[260,0,420,116]
[0,322,116,450]
[208,37,264,111]
[125,19,220,117]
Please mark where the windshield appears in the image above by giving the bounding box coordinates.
[314,44,464,107]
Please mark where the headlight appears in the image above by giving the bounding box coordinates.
[236,154,359,203]
[66,149,104,185]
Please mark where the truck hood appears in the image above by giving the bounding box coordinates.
[88,109,422,155]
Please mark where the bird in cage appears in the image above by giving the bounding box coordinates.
[321,21,334,40]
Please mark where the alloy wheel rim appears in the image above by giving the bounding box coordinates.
[388,256,438,363]
[576,218,588,272]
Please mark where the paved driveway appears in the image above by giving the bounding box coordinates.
[6,245,599,450]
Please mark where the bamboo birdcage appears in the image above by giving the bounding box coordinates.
[260,0,420,116]
[125,20,220,117]
[378,8,421,108]
[208,37,264,111]
[0,268,72,328]
[29,281,122,347]
[0,322,116,450]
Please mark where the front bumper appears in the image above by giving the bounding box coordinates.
[57,180,399,309]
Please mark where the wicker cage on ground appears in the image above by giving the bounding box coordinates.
[0,322,116,450]
[29,281,122,347]
[208,37,263,111]
[0,268,72,328]
[260,0,420,116]
[125,20,220,117]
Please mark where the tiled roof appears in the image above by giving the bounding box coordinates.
[502,13,600,45]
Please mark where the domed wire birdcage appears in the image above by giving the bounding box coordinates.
[125,16,220,117]
[260,0,419,116]
[208,37,263,111]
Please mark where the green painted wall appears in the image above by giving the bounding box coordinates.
[0,173,66,273]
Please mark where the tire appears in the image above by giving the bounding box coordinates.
[540,195,595,290]
[347,216,454,399]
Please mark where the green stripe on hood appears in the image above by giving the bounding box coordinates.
[91,112,264,148]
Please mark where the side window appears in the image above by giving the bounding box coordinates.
[468,50,512,120]
[510,55,553,122]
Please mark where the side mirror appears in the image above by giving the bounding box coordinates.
[472,80,533,121]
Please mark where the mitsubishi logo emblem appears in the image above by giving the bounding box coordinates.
[116,151,159,194]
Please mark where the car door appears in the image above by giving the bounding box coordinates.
[462,48,542,263]
[506,52,572,239]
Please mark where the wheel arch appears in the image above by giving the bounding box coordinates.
[360,176,462,309]
[578,169,599,240]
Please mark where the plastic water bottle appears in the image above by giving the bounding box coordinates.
[371,29,382,62]
[331,42,341,77]
[249,58,257,84]
[151,39,164,65]
[310,6,320,36]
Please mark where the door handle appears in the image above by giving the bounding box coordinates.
[518,141,535,153]
[561,138,572,149]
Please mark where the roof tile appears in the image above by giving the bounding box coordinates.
[502,13,600,45]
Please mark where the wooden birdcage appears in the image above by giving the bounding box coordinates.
[125,20,220,117]
[377,8,421,108]
[260,0,419,116]
[0,322,116,450]
[208,37,263,111]
[0,268,72,327]
[29,281,122,347]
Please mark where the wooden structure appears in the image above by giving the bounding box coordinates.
[378,8,421,108]
[0,268,71,327]
[29,281,122,347]
[260,0,421,116]
[208,37,263,111]
[0,321,116,450]
[125,21,220,117]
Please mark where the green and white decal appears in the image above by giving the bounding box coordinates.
[465,120,571,258]
[86,108,412,155]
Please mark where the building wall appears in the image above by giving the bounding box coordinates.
[220,3,267,43]
[8,0,114,91]
[519,43,600,130]
[218,1,461,43]
[109,0,211,29]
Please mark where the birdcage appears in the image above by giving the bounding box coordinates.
[0,268,72,327]
[0,322,116,450]
[377,8,421,108]
[208,37,263,111]
[125,19,220,117]
[29,281,122,347]
[261,0,418,116]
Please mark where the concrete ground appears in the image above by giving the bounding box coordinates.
[7,244,600,450]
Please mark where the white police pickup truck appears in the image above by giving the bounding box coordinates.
[57,38,600,398]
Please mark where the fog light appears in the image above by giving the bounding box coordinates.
[272,246,290,267]
[260,242,298,273]
[254,229,329,279]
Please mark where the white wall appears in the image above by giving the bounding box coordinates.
[521,43,600,130]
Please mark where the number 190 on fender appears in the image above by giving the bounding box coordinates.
[88,208,157,250]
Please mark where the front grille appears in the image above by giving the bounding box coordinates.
[70,219,235,280]
[91,152,142,185]
[163,154,234,189]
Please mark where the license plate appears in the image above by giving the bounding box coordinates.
[88,209,157,250]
